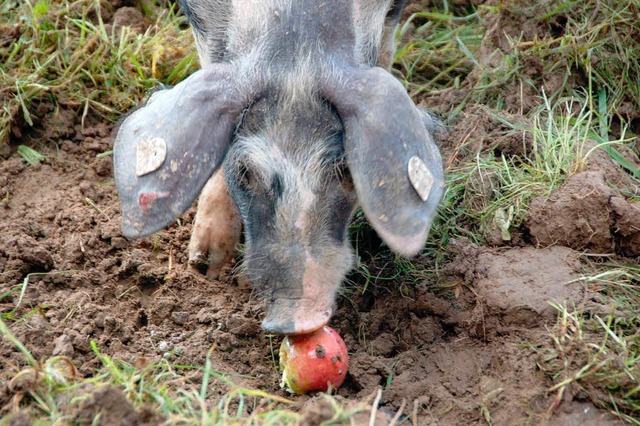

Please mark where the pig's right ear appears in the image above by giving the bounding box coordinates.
[113,65,247,239]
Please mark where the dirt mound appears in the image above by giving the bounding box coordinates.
[60,384,161,425]
[475,245,583,326]
[528,170,640,256]
[335,242,591,424]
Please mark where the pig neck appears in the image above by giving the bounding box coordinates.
[226,0,358,70]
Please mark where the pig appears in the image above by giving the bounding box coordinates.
[113,0,445,335]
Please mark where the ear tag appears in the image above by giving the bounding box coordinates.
[408,156,434,202]
[136,137,167,177]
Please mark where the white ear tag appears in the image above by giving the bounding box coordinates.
[408,156,434,202]
[136,137,167,177]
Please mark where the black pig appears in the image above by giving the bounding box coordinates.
[113,0,445,335]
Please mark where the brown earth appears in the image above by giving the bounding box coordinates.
[0,118,629,425]
[1,2,638,426]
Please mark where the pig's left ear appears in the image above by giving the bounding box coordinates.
[325,67,445,257]
[113,65,248,239]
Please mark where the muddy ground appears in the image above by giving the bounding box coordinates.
[1,2,639,426]
[0,113,633,425]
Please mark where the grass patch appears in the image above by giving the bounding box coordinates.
[15,145,46,165]
[395,0,640,255]
[399,0,640,121]
[396,3,483,95]
[424,90,614,259]
[0,0,198,149]
[539,262,640,422]
[1,317,379,424]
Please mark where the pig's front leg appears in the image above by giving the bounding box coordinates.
[188,169,241,278]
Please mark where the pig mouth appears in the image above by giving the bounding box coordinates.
[261,297,333,335]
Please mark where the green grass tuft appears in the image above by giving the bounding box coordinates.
[16,145,46,165]
[539,262,640,422]
[1,0,198,149]
[1,317,301,424]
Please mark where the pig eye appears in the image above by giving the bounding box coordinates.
[236,163,258,191]
[270,173,284,199]
[336,162,354,193]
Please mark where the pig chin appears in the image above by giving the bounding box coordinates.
[260,249,352,335]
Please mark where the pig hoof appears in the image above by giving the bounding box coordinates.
[188,251,209,275]
[188,169,241,280]
[206,265,224,280]
[188,249,234,279]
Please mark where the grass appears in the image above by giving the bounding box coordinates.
[434,90,616,246]
[1,315,383,424]
[1,271,80,321]
[0,0,198,149]
[0,316,297,424]
[395,4,483,95]
[538,262,640,423]
[392,0,640,255]
[398,0,640,119]
[1,0,640,424]
[15,145,46,165]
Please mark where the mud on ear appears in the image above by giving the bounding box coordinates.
[325,67,445,257]
[113,64,248,239]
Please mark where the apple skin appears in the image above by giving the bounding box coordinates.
[279,326,349,394]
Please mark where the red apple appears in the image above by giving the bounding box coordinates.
[279,326,349,394]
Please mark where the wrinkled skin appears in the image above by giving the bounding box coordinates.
[112,0,445,335]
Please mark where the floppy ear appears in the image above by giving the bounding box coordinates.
[113,65,247,239]
[325,67,445,257]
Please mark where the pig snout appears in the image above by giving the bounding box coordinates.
[254,248,352,335]
[261,273,335,335]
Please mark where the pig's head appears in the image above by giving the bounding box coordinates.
[223,82,358,334]
[113,62,444,335]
